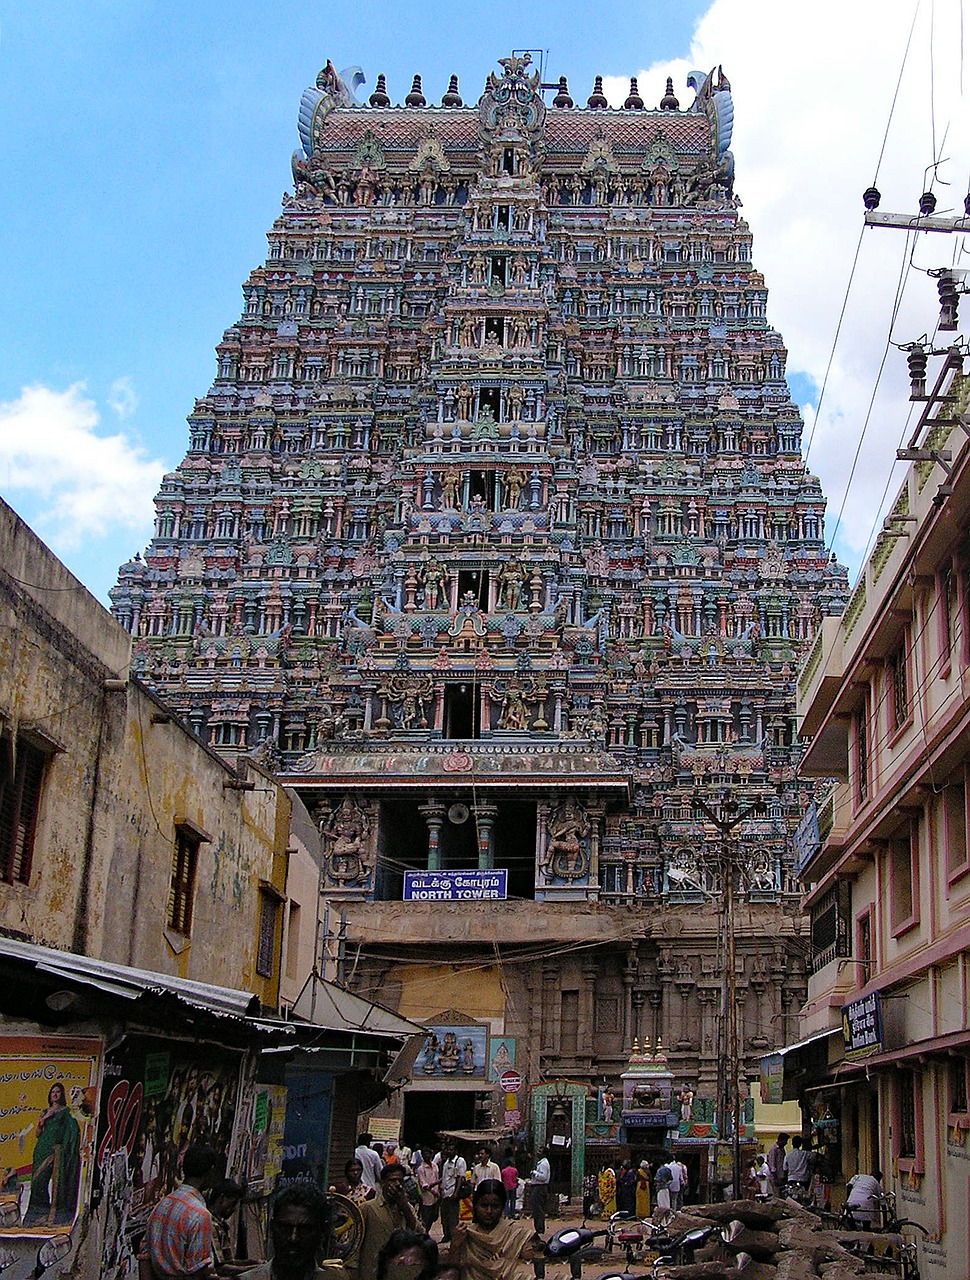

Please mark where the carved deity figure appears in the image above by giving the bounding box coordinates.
[504,468,525,509]
[498,684,530,730]
[353,165,377,206]
[498,558,525,610]
[422,559,448,609]
[439,471,461,509]
[544,798,591,880]
[322,798,371,884]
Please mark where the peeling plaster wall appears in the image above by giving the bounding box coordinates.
[0,498,291,1006]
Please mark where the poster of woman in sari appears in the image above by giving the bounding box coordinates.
[0,1035,100,1238]
[23,1083,81,1227]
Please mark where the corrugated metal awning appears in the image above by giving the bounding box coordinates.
[0,936,261,1020]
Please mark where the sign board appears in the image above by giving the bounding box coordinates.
[792,800,820,874]
[404,870,507,901]
[760,1052,784,1106]
[501,1070,523,1093]
[842,991,883,1058]
[622,1112,671,1128]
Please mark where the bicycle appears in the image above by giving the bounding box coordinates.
[837,1194,928,1280]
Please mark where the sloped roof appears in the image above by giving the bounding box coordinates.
[289,974,424,1037]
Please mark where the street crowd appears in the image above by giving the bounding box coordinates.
[138,1132,555,1280]
[137,1130,888,1279]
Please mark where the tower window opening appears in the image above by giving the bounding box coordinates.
[502,148,516,175]
[489,257,508,286]
[478,388,501,420]
[469,470,497,510]
[443,682,481,739]
[495,205,511,231]
[457,567,490,609]
[484,316,506,344]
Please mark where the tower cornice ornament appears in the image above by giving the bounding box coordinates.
[479,53,546,145]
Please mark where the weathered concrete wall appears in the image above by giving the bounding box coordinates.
[280,789,323,1009]
[0,498,291,1007]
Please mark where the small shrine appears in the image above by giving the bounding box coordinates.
[619,1037,677,1136]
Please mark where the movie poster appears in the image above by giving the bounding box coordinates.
[94,1035,244,1276]
[0,1035,101,1239]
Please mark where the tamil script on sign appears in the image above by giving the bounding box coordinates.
[404,870,507,901]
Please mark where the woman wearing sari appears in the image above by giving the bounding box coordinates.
[24,1083,81,1227]
[446,1180,541,1280]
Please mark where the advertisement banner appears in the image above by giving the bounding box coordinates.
[760,1052,784,1105]
[247,1084,287,1194]
[0,1034,101,1239]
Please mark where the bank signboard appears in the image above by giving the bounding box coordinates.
[842,991,883,1058]
[404,870,507,900]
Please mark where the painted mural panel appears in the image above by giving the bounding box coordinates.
[417,1024,487,1079]
[0,1035,100,1239]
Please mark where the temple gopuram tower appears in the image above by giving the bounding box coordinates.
[112,55,848,1172]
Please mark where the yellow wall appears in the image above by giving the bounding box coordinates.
[395,963,505,1026]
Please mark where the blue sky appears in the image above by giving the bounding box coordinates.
[1,1,967,604]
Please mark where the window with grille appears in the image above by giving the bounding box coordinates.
[897,1070,917,1158]
[889,819,918,935]
[940,566,953,660]
[889,639,910,731]
[856,909,873,986]
[944,773,969,880]
[168,828,200,935]
[949,1058,968,1115]
[853,700,870,806]
[0,734,48,884]
[256,892,277,978]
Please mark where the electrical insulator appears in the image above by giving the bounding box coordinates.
[919,191,938,216]
[938,272,959,331]
[907,345,928,399]
[862,187,881,211]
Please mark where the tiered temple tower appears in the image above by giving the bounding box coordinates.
[112,55,848,1162]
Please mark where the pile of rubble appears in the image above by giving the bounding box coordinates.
[653,1197,907,1279]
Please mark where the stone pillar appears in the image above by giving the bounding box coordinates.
[622,947,636,1048]
[587,803,604,894]
[418,798,446,871]
[475,802,498,869]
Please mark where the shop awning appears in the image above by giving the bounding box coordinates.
[776,1027,840,1057]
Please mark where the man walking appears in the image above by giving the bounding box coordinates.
[766,1133,788,1195]
[145,1144,219,1280]
[782,1135,813,1195]
[664,1157,684,1211]
[435,1137,467,1244]
[529,1147,551,1235]
[354,1132,384,1192]
[469,1145,501,1188]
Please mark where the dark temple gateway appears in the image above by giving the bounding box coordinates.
[111,55,847,1176]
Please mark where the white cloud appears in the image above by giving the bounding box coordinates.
[0,383,168,551]
[108,375,138,419]
[603,0,970,578]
